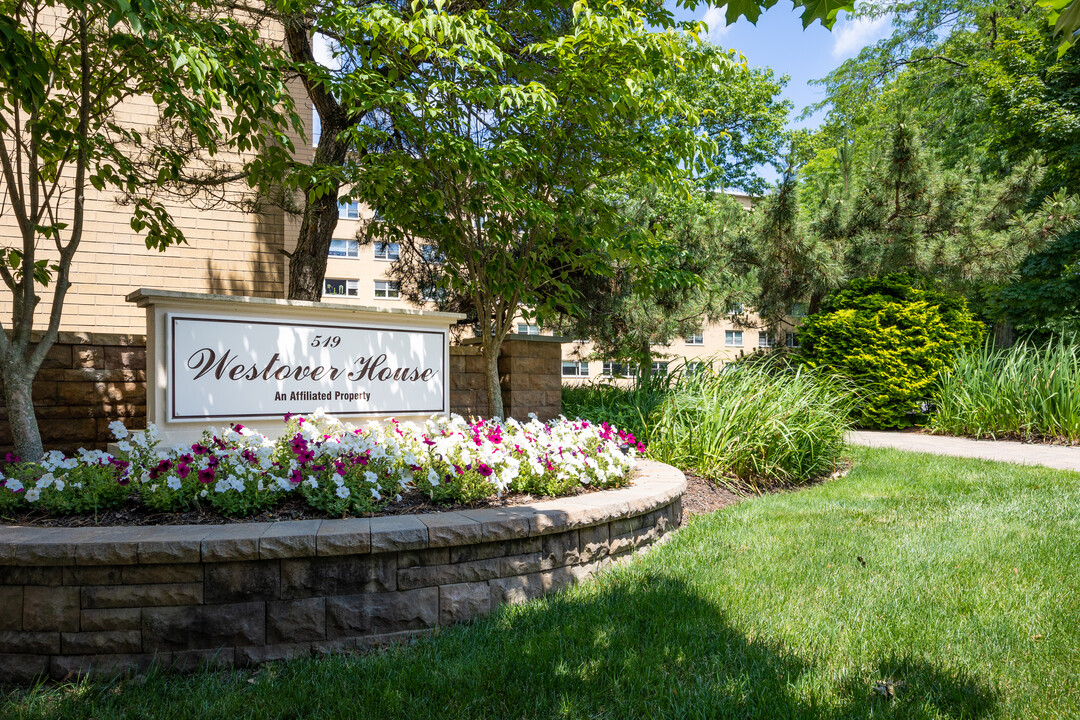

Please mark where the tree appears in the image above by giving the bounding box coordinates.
[271,0,855,304]
[0,1,297,460]
[554,184,752,379]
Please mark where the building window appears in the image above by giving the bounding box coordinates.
[338,200,360,219]
[786,332,800,349]
[759,333,775,349]
[685,333,704,345]
[684,361,700,375]
[651,362,669,376]
[727,303,744,315]
[516,323,541,336]
[562,361,589,377]
[374,280,400,299]
[725,330,743,347]
[328,239,359,258]
[374,241,400,261]
[324,278,358,297]
[421,244,443,263]
[602,361,637,378]
[420,283,446,302]
[790,302,809,318]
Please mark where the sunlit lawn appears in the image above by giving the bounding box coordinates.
[5,446,1078,719]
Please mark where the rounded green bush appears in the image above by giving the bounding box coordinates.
[800,274,983,429]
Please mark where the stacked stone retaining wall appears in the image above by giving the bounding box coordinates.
[0,460,684,682]
[0,333,147,454]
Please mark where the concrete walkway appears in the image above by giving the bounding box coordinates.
[847,430,1080,473]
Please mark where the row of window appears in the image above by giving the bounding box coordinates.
[563,360,712,379]
[329,239,443,264]
[324,279,401,299]
[726,330,800,349]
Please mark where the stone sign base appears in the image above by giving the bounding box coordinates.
[0,460,684,683]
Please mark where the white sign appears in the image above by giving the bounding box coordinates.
[167,314,446,421]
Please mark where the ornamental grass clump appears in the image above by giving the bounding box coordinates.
[0,411,637,519]
[931,338,1080,442]
[647,362,853,486]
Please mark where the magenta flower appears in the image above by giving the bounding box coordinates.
[197,468,215,484]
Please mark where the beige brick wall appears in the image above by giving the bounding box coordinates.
[0,18,315,335]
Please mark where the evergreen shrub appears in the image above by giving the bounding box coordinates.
[800,274,983,429]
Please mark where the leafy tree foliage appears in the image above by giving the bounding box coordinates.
[0,0,297,460]
[800,274,984,429]
[552,185,752,378]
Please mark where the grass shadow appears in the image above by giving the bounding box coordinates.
[2,571,997,720]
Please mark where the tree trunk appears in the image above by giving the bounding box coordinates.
[286,132,349,301]
[638,338,653,384]
[482,339,505,419]
[993,317,1016,349]
[1,362,43,462]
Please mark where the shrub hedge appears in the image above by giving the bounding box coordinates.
[800,274,983,429]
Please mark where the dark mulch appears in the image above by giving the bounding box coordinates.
[680,470,745,522]
[910,426,1080,447]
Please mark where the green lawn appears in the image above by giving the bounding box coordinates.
[6,446,1079,719]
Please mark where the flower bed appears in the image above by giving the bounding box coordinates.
[0,412,643,519]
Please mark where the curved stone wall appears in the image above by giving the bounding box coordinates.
[0,460,684,682]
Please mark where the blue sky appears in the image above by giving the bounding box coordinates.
[663,1,892,184]
[669,1,891,129]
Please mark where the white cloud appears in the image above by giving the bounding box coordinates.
[312,33,341,70]
[831,14,891,59]
[699,5,733,42]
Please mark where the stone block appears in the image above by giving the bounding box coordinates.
[62,630,143,655]
[540,530,580,571]
[204,560,279,603]
[0,653,49,684]
[0,587,23,630]
[369,516,427,553]
[96,381,144,404]
[13,529,78,566]
[137,527,211,564]
[489,573,545,607]
[0,567,62,586]
[23,586,79,632]
[41,343,73,370]
[30,381,57,403]
[578,523,610,562]
[74,529,140,565]
[80,608,141,632]
[56,383,96,406]
[142,602,265,652]
[168,647,235,673]
[457,508,535,543]
[104,346,146,371]
[82,582,202,609]
[267,598,326,644]
[419,512,482,547]
[398,552,541,591]
[64,566,123,586]
[397,547,450,569]
[261,520,322,559]
[281,555,396,599]
[0,630,60,654]
[234,642,312,666]
[448,536,540,564]
[325,587,438,637]
[608,531,635,557]
[201,523,271,562]
[121,563,203,585]
[50,652,159,681]
[74,346,104,369]
[439,582,490,626]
